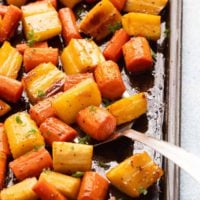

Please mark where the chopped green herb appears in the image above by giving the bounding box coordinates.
[33,145,44,151]
[28,128,37,134]
[76,8,85,18]
[151,49,157,61]
[139,187,148,196]
[27,29,37,47]
[98,161,110,170]
[108,22,122,34]
[71,171,84,178]
[103,98,111,107]
[15,115,23,124]
[164,28,170,38]
[89,106,97,113]
[37,90,45,98]
[78,135,91,145]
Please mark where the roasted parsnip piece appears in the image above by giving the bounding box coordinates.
[106,152,163,198]
[23,62,66,103]
[122,12,161,41]
[0,178,38,200]
[52,78,101,124]
[124,0,168,15]
[53,142,93,174]
[79,0,122,41]
[40,171,81,199]
[61,39,105,75]
[0,41,22,79]
[107,93,147,125]
[4,112,44,158]
[22,1,61,41]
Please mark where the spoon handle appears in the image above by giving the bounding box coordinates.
[124,129,200,183]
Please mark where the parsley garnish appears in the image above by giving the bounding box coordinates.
[78,135,91,144]
[164,28,170,38]
[76,8,85,19]
[37,90,45,98]
[33,145,44,151]
[28,129,36,134]
[98,161,110,170]
[151,49,157,61]
[15,115,23,124]
[71,171,84,178]
[27,29,36,47]
[108,22,122,33]
[103,98,111,107]
[89,106,97,113]
[139,187,148,195]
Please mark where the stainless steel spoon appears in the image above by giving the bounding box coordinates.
[95,129,200,183]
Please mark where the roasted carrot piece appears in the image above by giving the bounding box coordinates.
[0,5,8,17]
[103,29,130,62]
[77,172,109,200]
[23,48,59,72]
[0,75,23,103]
[0,123,10,156]
[9,148,52,181]
[59,8,81,44]
[33,178,67,200]
[0,5,22,42]
[16,41,48,55]
[0,151,7,189]
[39,117,77,145]
[94,60,126,100]
[0,100,11,117]
[109,0,127,11]
[77,106,116,141]
[64,73,93,91]
[122,37,153,73]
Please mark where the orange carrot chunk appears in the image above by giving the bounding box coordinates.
[16,41,48,55]
[33,178,67,200]
[109,0,127,11]
[23,48,59,72]
[9,148,52,181]
[122,37,153,73]
[64,73,93,91]
[59,8,82,44]
[94,60,126,100]
[0,5,22,42]
[77,172,109,200]
[103,29,130,62]
[77,106,116,141]
[39,117,77,146]
[0,5,8,17]
[0,151,6,189]
[0,123,11,156]
[0,75,23,103]
[0,100,11,117]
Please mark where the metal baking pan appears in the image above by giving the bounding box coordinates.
[0,0,182,199]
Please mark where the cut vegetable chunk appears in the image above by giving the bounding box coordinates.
[122,37,153,73]
[77,106,116,141]
[103,29,130,62]
[0,100,11,117]
[64,73,93,91]
[0,178,38,200]
[23,47,59,72]
[0,41,22,79]
[79,0,122,41]
[0,75,23,103]
[52,78,101,124]
[40,171,81,199]
[124,0,168,15]
[0,5,22,42]
[122,12,161,41]
[22,1,61,41]
[40,117,77,145]
[0,123,11,156]
[94,60,126,100]
[61,39,105,75]
[33,178,67,200]
[53,142,93,174]
[109,0,127,11]
[23,62,66,103]
[0,5,7,17]
[59,8,81,44]
[6,0,27,6]
[0,151,6,189]
[59,0,81,8]
[106,152,163,198]
[77,172,109,200]
[10,147,52,181]
[4,112,44,158]
[107,93,147,125]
